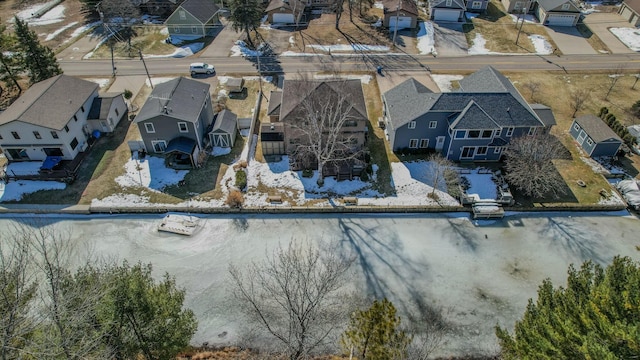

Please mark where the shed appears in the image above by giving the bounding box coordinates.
[570,114,623,157]
[226,77,245,93]
[209,110,238,148]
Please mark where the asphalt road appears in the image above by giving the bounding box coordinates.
[59,53,640,77]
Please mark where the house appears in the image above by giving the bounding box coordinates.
[134,77,213,168]
[266,91,282,123]
[501,0,535,14]
[466,0,489,13]
[131,0,180,16]
[382,66,552,162]
[165,0,221,40]
[266,79,368,174]
[383,0,419,30]
[429,0,465,22]
[265,0,306,24]
[208,109,237,148]
[570,114,622,157]
[535,0,580,26]
[619,0,640,26]
[0,75,125,162]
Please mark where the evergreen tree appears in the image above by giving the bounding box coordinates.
[496,256,640,360]
[13,16,62,84]
[341,298,412,360]
[0,19,22,96]
[228,0,263,49]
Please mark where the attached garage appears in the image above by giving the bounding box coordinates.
[545,13,578,26]
[265,0,305,24]
[433,8,462,21]
[619,1,640,27]
[272,13,295,23]
[383,0,419,29]
[389,16,413,30]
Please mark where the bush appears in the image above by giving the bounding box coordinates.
[599,106,609,118]
[235,170,247,190]
[226,190,244,208]
[123,89,133,100]
[302,169,313,178]
[233,160,248,171]
[359,170,369,181]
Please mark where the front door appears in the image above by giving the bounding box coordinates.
[435,136,445,151]
[577,130,587,145]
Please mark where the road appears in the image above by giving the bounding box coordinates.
[59,53,640,76]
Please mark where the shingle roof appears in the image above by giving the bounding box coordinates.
[88,94,121,120]
[134,77,210,123]
[382,0,419,15]
[280,79,367,121]
[575,114,622,143]
[0,75,98,130]
[623,0,640,14]
[265,0,306,16]
[267,91,282,116]
[536,0,579,11]
[530,104,556,127]
[179,0,220,24]
[449,101,501,130]
[430,0,465,9]
[210,109,237,135]
[382,78,439,129]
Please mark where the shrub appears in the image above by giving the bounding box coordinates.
[226,190,244,208]
[302,169,313,178]
[599,106,609,118]
[235,170,247,190]
[359,170,369,181]
[123,89,133,100]
[233,160,248,170]
[632,100,640,117]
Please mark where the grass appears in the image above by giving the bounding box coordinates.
[463,0,558,54]
[91,25,181,59]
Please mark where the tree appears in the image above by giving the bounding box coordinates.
[496,256,640,360]
[503,133,567,199]
[341,298,412,360]
[13,17,61,83]
[523,81,540,102]
[335,0,345,29]
[426,153,454,202]
[0,20,22,96]
[605,66,624,101]
[228,0,263,49]
[570,88,590,117]
[229,241,353,360]
[98,0,141,56]
[287,78,367,186]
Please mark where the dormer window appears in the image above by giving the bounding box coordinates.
[561,3,569,10]
[446,0,452,6]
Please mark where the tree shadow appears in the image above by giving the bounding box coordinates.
[538,216,611,264]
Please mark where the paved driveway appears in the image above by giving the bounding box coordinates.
[200,20,244,57]
[584,12,635,54]
[432,22,468,57]
[545,26,596,54]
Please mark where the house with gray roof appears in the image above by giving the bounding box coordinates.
[0,75,125,163]
[430,0,466,21]
[619,0,640,26]
[502,0,579,25]
[134,77,213,168]
[165,0,221,40]
[208,109,237,148]
[265,0,306,24]
[382,0,420,30]
[382,66,553,161]
[570,114,622,157]
[87,92,127,134]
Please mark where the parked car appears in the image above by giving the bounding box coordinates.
[190,63,215,76]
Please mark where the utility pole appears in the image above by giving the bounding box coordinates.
[139,49,153,89]
[392,0,401,49]
[257,52,267,100]
[110,42,116,77]
[515,3,527,45]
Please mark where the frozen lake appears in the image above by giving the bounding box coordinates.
[1,211,639,357]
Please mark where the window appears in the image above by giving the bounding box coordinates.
[0,134,2,140]
[429,121,437,129]
[179,10,186,20]
[408,121,416,129]
[506,127,514,137]
[64,125,69,133]
[152,140,167,152]
[73,115,78,122]
[115,108,119,117]
[11,131,20,139]
[344,120,358,127]
[455,130,465,139]
[145,123,155,133]
[70,137,78,150]
[561,3,569,10]
[33,131,42,139]
[192,26,198,34]
[573,123,580,131]
[472,1,482,8]
[468,130,480,138]
[477,146,487,155]
[81,106,85,113]
[409,139,418,148]
[174,26,181,33]
[586,138,594,146]
[528,127,536,136]
[514,1,522,9]
[494,147,501,154]
[482,130,492,138]
[51,131,59,139]
[446,0,452,6]
[419,139,429,148]
[178,122,189,133]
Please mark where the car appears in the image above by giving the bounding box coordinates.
[190,63,215,76]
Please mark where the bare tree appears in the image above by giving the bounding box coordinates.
[503,133,567,199]
[229,241,354,360]
[98,0,141,55]
[426,153,454,202]
[286,78,368,186]
[605,65,625,101]
[570,88,590,118]
[524,81,540,102]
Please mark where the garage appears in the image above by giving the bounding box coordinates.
[272,13,295,23]
[389,16,413,30]
[545,14,577,26]
[433,8,462,21]
[621,6,633,19]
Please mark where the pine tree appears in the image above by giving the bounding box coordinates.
[13,16,62,84]
[0,19,22,95]
[496,256,640,360]
[341,298,412,360]
[228,0,263,49]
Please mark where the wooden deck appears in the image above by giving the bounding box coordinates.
[472,202,505,219]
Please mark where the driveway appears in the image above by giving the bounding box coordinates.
[200,20,244,57]
[583,12,635,54]
[545,26,596,54]
[56,26,105,61]
[432,22,468,57]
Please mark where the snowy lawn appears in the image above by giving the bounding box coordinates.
[0,162,66,201]
[13,1,66,25]
[461,169,497,200]
[417,22,435,55]
[468,33,553,55]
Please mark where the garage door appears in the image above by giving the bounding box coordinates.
[272,13,295,23]
[545,14,576,26]
[621,6,633,20]
[433,9,461,22]
[389,16,412,30]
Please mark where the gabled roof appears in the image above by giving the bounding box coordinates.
[383,78,439,129]
[267,91,282,116]
[383,0,419,15]
[135,77,210,123]
[449,101,501,130]
[430,0,465,9]
[536,0,580,12]
[280,79,367,122]
[88,97,112,120]
[265,0,306,16]
[622,0,640,14]
[210,109,237,135]
[530,104,556,127]
[176,0,220,24]
[574,114,622,143]
[0,75,98,130]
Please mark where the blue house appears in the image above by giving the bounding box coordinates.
[382,66,554,162]
[570,114,622,157]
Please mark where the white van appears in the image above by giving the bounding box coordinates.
[189,63,215,76]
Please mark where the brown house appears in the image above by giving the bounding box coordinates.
[265,0,306,24]
[383,0,419,30]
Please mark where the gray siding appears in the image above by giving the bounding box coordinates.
[138,115,199,154]
[392,112,449,151]
[166,8,217,36]
[591,141,622,157]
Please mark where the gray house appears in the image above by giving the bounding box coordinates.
[208,109,237,148]
[134,77,213,168]
[570,114,622,157]
[535,0,580,26]
[383,66,552,162]
[165,0,221,39]
[430,0,466,21]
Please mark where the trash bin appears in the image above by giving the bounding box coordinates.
[377,66,383,75]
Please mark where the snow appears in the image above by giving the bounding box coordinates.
[168,34,203,45]
[212,147,232,157]
[417,22,435,55]
[431,74,464,92]
[13,1,66,26]
[0,162,67,201]
[62,21,101,44]
[374,1,384,9]
[306,44,390,52]
[468,33,493,55]
[509,13,539,24]
[529,34,553,54]
[461,170,497,200]
[230,40,263,57]
[86,78,110,88]
[468,32,553,55]
[45,21,78,41]
[116,154,188,190]
[145,43,204,58]
[289,36,295,45]
[610,27,640,52]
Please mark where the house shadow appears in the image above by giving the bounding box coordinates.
[477,1,509,22]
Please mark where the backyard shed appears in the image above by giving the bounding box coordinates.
[209,110,237,148]
[570,114,623,157]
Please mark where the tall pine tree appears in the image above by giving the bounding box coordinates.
[0,19,22,96]
[13,16,62,84]
[228,0,263,49]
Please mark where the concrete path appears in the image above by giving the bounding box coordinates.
[584,13,635,54]
[108,76,148,101]
[56,26,106,61]
[545,26,596,55]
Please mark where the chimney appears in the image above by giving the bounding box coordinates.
[163,105,168,114]
[270,124,275,130]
